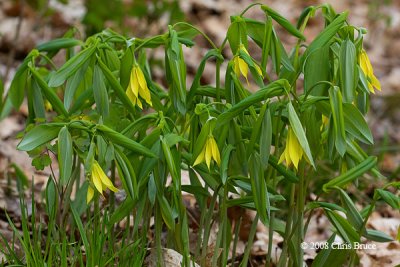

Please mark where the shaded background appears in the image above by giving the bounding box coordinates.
[0,0,399,265]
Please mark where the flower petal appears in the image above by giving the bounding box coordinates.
[370,74,381,91]
[278,148,286,165]
[238,57,249,84]
[87,186,94,204]
[210,137,220,166]
[100,174,119,193]
[205,137,212,169]
[233,56,241,77]
[92,166,103,195]
[360,50,373,77]
[193,147,205,166]
[288,129,301,170]
[254,64,263,78]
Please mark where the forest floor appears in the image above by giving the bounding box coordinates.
[0,0,399,266]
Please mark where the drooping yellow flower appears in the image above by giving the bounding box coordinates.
[320,115,329,131]
[87,161,118,203]
[126,64,152,109]
[44,100,53,112]
[278,127,305,170]
[193,135,221,169]
[232,44,263,84]
[359,49,381,93]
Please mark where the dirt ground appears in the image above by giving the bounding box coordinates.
[0,0,399,266]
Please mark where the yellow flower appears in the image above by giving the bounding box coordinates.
[87,161,118,203]
[233,44,262,84]
[193,135,221,169]
[126,64,152,109]
[320,115,329,131]
[359,49,381,93]
[278,127,305,170]
[44,100,53,112]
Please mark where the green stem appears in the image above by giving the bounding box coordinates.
[240,214,259,266]
[216,58,222,103]
[173,22,218,49]
[240,3,263,16]
[296,162,306,267]
[278,184,295,267]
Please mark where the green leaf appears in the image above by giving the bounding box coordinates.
[115,147,137,200]
[36,38,82,52]
[323,156,377,192]
[261,16,273,71]
[161,137,180,191]
[97,56,136,115]
[220,145,235,185]
[71,204,90,259]
[325,209,360,244]
[376,189,400,210]
[58,126,73,185]
[244,18,266,47]
[48,45,96,87]
[96,124,156,158]
[31,154,52,170]
[329,86,346,156]
[216,79,287,128]
[306,201,346,213]
[9,68,28,110]
[363,229,394,242]
[31,79,46,119]
[337,188,364,231]
[71,181,89,216]
[227,16,248,54]
[9,50,38,109]
[312,234,349,267]
[166,30,187,115]
[93,65,109,118]
[17,124,62,151]
[343,103,373,145]
[109,197,136,226]
[357,66,370,94]
[287,102,315,168]
[339,39,358,103]
[157,195,175,230]
[303,45,330,95]
[45,177,57,219]
[260,108,272,167]
[249,153,268,224]
[301,12,348,66]
[29,67,69,117]
[261,5,305,40]
[248,103,268,156]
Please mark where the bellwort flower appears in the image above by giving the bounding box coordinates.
[278,127,305,170]
[87,161,118,203]
[126,64,152,109]
[359,49,381,93]
[193,135,221,169]
[232,44,262,85]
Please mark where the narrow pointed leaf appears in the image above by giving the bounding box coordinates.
[58,126,73,185]
[49,45,96,87]
[339,39,358,103]
[17,124,62,151]
[323,156,377,192]
[287,102,315,168]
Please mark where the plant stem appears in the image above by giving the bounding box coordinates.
[278,184,295,267]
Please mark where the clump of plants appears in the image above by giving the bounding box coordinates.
[2,3,399,266]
